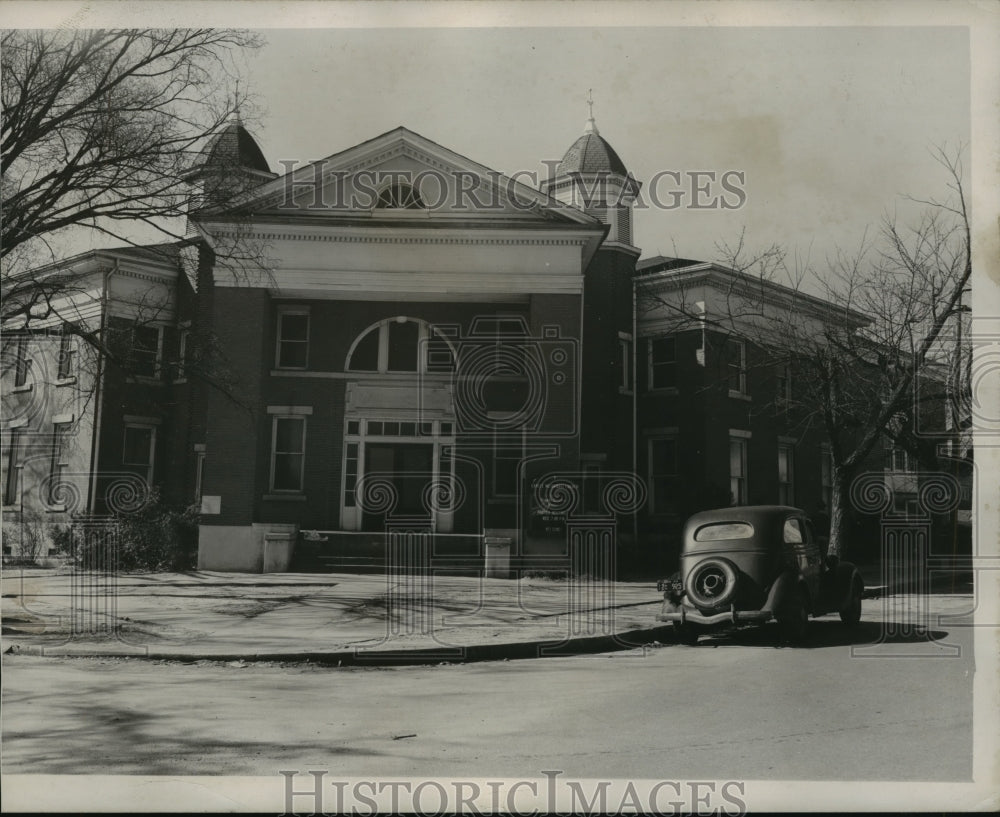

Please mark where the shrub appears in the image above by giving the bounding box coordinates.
[72,489,199,572]
[1,510,49,564]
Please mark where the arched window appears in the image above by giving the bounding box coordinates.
[346,317,455,373]
[375,183,424,210]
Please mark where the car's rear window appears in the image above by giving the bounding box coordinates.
[693,522,755,541]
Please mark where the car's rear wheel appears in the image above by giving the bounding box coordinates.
[673,621,700,646]
[776,588,809,644]
[840,577,863,626]
[685,557,739,609]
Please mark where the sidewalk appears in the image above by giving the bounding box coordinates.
[1,568,671,663]
[1,562,973,664]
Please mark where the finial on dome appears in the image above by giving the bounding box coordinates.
[584,88,599,135]
[234,80,243,125]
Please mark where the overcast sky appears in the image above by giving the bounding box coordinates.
[241,25,970,270]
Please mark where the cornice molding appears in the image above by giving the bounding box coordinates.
[207,228,590,248]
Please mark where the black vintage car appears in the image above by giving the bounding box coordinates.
[656,505,864,645]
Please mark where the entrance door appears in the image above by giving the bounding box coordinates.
[363,443,434,530]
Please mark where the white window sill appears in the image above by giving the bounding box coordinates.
[618,387,633,396]
[11,384,32,394]
[55,376,77,387]
[263,493,307,502]
[729,390,752,401]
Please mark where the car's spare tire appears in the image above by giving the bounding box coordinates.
[685,557,739,609]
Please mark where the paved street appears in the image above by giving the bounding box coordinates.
[2,606,974,782]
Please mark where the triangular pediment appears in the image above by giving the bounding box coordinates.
[230,127,600,226]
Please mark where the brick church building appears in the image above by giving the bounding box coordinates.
[2,114,879,573]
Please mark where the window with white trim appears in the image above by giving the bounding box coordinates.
[376,183,425,209]
[346,317,454,374]
[123,424,156,487]
[176,328,190,380]
[57,329,77,380]
[887,446,914,472]
[48,422,72,506]
[725,338,747,395]
[12,335,31,388]
[3,428,24,505]
[108,318,162,378]
[729,437,748,504]
[648,436,678,514]
[276,310,309,369]
[648,336,676,390]
[194,451,206,502]
[619,333,632,392]
[776,364,791,405]
[270,416,306,492]
[777,444,794,505]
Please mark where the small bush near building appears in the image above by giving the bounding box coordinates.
[59,490,199,572]
[1,510,49,565]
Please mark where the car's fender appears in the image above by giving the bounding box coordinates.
[833,561,863,609]
[765,569,810,614]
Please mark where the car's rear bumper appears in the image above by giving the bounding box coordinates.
[657,604,773,626]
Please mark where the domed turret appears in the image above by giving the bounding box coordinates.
[185,118,275,211]
[553,118,629,178]
[543,97,640,248]
[199,120,272,175]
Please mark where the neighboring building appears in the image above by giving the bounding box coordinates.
[1,244,195,562]
[2,115,961,572]
[632,257,871,562]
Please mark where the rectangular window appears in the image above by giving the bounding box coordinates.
[649,437,678,514]
[108,318,162,378]
[57,330,76,380]
[133,326,160,377]
[726,339,747,395]
[276,311,309,369]
[648,336,676,390]
[776,364,791,405]
[821,446,833,511]
[123,424,156,487]
[619,334,633,392]
[271,416,306,492]
[13,335,31,388]
[3,429,24,505]
[177,329,190,380]
[777,444,794,506]
[343,441,359,508]
[194,451,206,502]
[49,422,72,506]
[729,437,748,504]
[889,447,913,472]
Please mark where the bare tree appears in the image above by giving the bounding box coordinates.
[1,29,268,407]
[637,148,972,556]
[1,29,261,264]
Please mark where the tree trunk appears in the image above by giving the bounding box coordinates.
[827,467,854,559]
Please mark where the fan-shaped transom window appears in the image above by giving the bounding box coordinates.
[346,317,454,373]
[375,182,425,209]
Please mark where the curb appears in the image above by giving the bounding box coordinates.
[3,624,677,666]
